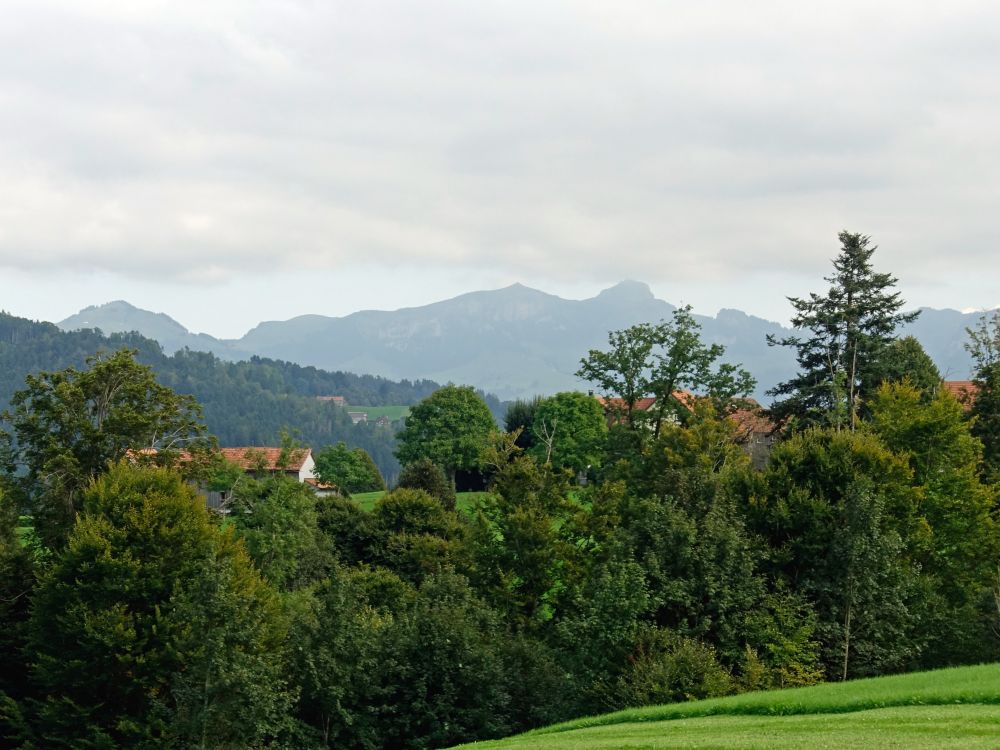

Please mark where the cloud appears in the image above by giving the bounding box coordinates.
[1,0,999,303]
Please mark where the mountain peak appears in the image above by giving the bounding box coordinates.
[595,280,654,301]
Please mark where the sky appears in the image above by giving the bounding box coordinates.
[1,0,999,339]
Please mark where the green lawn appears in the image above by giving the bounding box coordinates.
[450,663,1000,750]
[351,490,493,513]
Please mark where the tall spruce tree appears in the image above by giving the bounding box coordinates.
[768,232,919,430]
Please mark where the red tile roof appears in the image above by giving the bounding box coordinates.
[596,392,696,412]
[219,447,311,472]
[728,406,778,437]
[942,380,978,405]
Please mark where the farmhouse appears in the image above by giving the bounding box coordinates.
[218,446,318,482]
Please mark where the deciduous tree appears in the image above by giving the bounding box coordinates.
[395,385,496,485]
[1,349,208,548]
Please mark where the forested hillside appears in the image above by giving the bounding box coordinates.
[0,312,501,481]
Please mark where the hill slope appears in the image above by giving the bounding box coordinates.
[58,283,986,402]
[451,663,1000,749]
[1,312,489,481]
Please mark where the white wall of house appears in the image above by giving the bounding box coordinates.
[298,453,317,482]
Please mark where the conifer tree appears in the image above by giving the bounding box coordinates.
[768,232,919,430]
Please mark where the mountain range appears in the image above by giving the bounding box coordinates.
[57,281,985,402]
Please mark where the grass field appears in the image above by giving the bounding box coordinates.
[351,490,492,513]
[450,663,1000,749]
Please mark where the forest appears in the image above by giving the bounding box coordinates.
[0,233,997,749]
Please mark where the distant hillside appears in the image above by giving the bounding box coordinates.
[1,312,493,482]
[59,282,985,402]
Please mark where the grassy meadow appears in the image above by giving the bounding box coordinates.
[351,490,493,512]
[450,663,1000,750]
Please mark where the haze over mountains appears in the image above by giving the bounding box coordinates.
[57,281,984,402]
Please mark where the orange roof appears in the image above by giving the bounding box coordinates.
[219,447,311,472]
[596,392,694,412]
[942,380,978,401]
[728,406,778,436]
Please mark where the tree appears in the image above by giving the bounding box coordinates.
[863,336,941,401]
[397,457,456,511]
[369,572,515,750]
[503,396,544,450]
[395,385,496,485]
[530,392,608,474]
[1,349,208,548]
[226,474,330,591]
[645,306,755,437]
[26,462,291,748]
[870,382,1000,665]
[747,430,925,678]
[577,308,754,435]
[313,442,385,494]
[576,323,656,428]
[370,488,466,584]
[768,232,919,430]
[966,310,1000,479]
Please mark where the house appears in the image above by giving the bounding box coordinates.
[219,446,318,482]
[374,415,392,428]
[347,411,368,424]
[728,401,779,470]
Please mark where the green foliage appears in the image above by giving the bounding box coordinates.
[1,349,209,548]
[748,429,926,679]
[503,396,544,450]
[0,483,34,713]
[966,310,1000,479]
[313,442,385,493]
[26,462,291,749]
[370,488,467,584]
[284,569,393,748]
[530,391,607,473]
[768,231,919,429]
[395,385,496,482]
[577,307,754,434]
[314,493,378,566]
[869,382,1000,665]
[740,586,823,690]
[397,457,456,510]
[227,475,330,591]
[576,323,656,428]
[370,572,515,750]
[469,457,577,632]
[864,336,941,399]
[609,628,733,709]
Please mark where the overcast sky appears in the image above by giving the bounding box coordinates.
[1,0,998,338]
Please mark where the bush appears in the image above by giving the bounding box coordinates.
[397,458,456,511]
[609,628,732,709]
